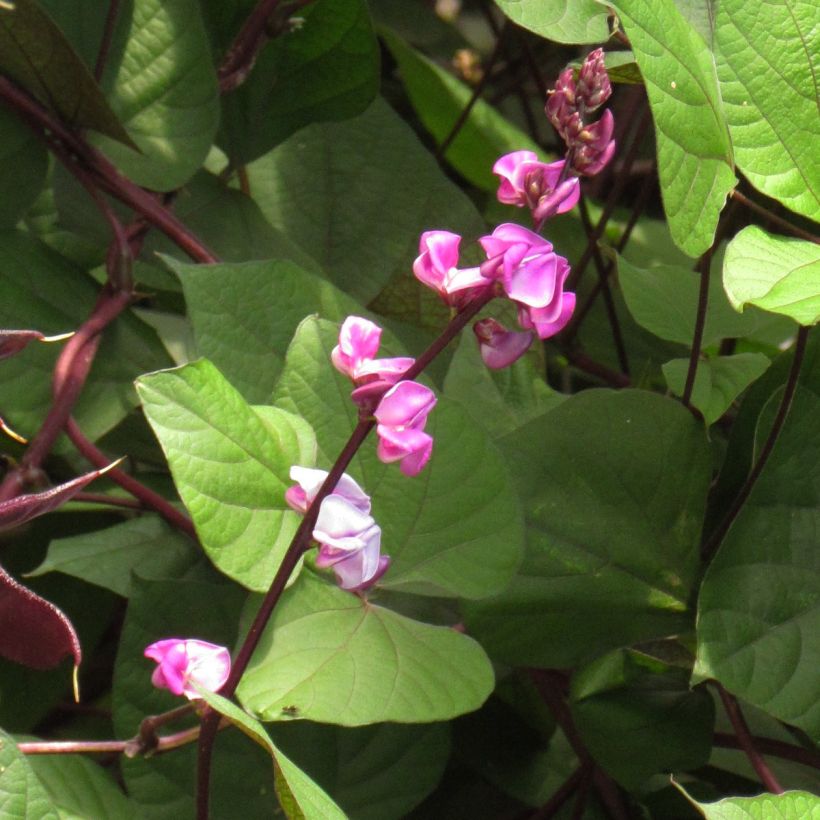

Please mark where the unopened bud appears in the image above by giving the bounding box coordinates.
[577,48,611,111]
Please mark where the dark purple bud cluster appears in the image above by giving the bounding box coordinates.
[546,48,615,177]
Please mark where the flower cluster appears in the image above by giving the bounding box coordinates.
[547,48,615,177]
[145,638,231,700]
[286,466,389,591]
[333,316,436,477]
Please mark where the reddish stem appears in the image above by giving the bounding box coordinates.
[730,190,820,246]
[716,684,784,794]
[681,250,712,409]
[713,731,820,771]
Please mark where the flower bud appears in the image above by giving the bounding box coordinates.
[144,639,231,700]
[577,48,612,111]
[473,318,533,369]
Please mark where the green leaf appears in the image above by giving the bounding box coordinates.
[270,721,450,820]
[0,0,134,147]
[246,97,485,304]
[723,227,820,327]
[192,688,347,820]
[492,0,611,45]
[695,338,820,739]
[217,0,379,163]
[678,785,820,819]
[169,257,362,403]
[274,317,525,599]
[29,516,199,597]
[465,389,712,667]
[616,254,763,346]
[94,0,220,190]
[570,649,714,789]
[443,327,566,439]
[662,353,771,425]
[610,0,736,257]
[0,110,47,228]
[136,360,317,591]
[112,578,278,820]
[712,1,820,221]
[237,572,495,725]
[0,230,170,446]
[381,27,542,190]
[25,754,136,820]
[0,729,58,819]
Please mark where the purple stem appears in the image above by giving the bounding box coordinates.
[716,684,784,794]
[701,326,809,561]
[681,250,712,409]
[713,731,820,771]
[731,190,820,246]
[94,0,121,82]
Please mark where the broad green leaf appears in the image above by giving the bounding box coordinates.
[246,97,485,304]
[610,0,736,257]
[381,28,542,190]
[570,649,714,788]
[270,721,450,820]
[465,389,712,667]
[617,254,763,346]
[29,516,199,597]
[0,110,47,228]
[723,227,820,327]
[237,572,494,725]
[0,0,133,147]
[144,172,318,266]
[713,1,820,221]
[217,0,379,163]
[112,578,278,820]
[168,257,362,403]
[679,786,820,819]
[0,231,170,446]
[192,688,347,820]
[274,317,525,599]
[443,328,566,439]
[492,0,610,45]
[137,361,316,591]
[0,730,58,819]
[695,339,820,739]
[662,353,771,425]
[26,754,136,820]
[94,0,220,190]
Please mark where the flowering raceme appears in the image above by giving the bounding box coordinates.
[286,466,389,591]
[144,638,231,700]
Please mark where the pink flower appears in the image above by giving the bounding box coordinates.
[286,467,390,591]
[518,291,576,340]
[479,223,567,309]
[572,109,616,177]
[332,316,414,385]
[144,639,231,700]
[374,381,437,476]
[413,231,493,305]
[492,152,580,221]
[473,318,534,369]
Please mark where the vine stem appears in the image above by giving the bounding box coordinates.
[713,731,820,771]
[94,0,121,82]
[195,288,497,818]
[701,326,810,561]
[528,764,589,819]
[716,684,784,794]
[730,190,820,246]
[681,250,712,409]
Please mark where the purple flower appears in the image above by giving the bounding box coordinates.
[286,467,390,591]
[413,231,493,305]
[332,316,414,385]
[374,381,437,476]
[573,109,616,177]
[576,48,612,111]
[473,318,534,369]
[492,152,580,222]
[144,638,231,700]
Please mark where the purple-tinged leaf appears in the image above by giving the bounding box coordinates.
[0,565,81,669]
[0,329,72,360]
[0,460,121,533]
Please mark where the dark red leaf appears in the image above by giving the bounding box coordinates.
[0,565,81,669]
[0,461,120,532]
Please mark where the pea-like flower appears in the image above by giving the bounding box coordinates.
[492,152,580,222]
[144,638,231,700]
[332,316,414,384]
[473,317,534,369]
[413,231,493,306]
[374,381,437,476]
[286,467,390,591]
